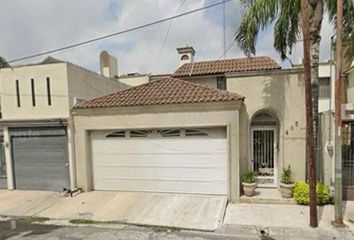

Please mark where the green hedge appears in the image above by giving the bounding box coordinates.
[293,181,330,205]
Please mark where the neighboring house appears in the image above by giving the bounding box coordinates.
[0,54,128,191]
[71,47,308,202]
[118,73,171,87]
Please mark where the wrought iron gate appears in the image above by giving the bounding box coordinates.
[342,122,354,200]
[252,127,276,187]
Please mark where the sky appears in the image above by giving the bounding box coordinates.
[0,0,335,75]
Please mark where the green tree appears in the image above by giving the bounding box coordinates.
[235,0,354,168]
[0,56,9,68]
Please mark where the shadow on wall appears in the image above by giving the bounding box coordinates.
[239,103,250,191]
[261,75,286,120]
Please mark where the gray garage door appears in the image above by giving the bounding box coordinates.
[10,127,69,191]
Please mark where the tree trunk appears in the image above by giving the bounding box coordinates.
[302,0,323,228]
[308,0,323,180]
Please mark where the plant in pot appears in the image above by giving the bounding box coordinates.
[242,170,257,197]
[279,165,295,198]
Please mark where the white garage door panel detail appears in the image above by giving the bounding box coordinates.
[91,129,228,195]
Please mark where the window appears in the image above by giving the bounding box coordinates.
[158,129,180,137]
[319,77,331,99]
[181,55,189,60]
[217,76,227,90]
[130,130,149,138]
[46,77,52,106]
[185,129,208,137]
[251,112,277,126]
[31,78,36,106]
[106,131,126,138]
[15,80,20,107]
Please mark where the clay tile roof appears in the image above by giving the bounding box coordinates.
[173,56,281,77]
[75,77,244,109]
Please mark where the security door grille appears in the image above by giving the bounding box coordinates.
[252,128,276,187]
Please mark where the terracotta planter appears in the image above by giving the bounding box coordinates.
[279,183,295,198]
[242,182,257,197]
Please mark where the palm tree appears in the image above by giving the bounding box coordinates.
[0,56,9,69]
[235,0,354,174]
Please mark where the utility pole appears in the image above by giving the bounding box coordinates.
[333,0,344,227]
[301,0,318,228]
[223,0,226,59]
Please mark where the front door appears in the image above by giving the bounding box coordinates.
[252,127,277,187]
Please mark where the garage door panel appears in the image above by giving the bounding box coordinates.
[154,139,226,152]
[11,129,69,191]
[92,139,155,153]
[91,128,229,195]
[182,153,227,167]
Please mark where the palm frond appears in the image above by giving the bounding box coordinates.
[235,0,301,60]
[235,0,280,56]
[324,0,354,64]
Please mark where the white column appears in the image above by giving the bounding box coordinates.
[67,123,76,190]
[3,127,14,190]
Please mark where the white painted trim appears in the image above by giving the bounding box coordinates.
[66,124,76,190]
[3,127,14,190]
[251,126,278,187]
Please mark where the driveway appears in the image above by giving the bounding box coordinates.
[0,190,227,231]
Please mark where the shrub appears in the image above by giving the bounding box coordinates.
[317,182,330,205]
[281,165,294,184]
[243,170,256,183]
[293,181,330,205]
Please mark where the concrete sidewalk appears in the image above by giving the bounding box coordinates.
[0,190,227,231]
[223,202,354,239]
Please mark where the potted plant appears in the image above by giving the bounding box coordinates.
[242,170,257,196]
[279,165,295,198]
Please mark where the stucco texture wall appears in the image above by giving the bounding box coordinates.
[66,64,129,109]
[0,63,70,119]
[72,102,242,201]
[227,70,306,184]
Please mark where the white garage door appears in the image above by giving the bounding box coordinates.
[91,128,228,195]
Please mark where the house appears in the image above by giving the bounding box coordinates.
[71,46,308,202]
[0,53,128,191]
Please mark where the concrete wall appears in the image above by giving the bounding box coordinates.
[118,74,150,87]
[347,69,354,104]
[318,62,335,113]
[66,63,128,109]
[226,70,307,184]
[178,76,218,89]
[72,102,242,201]
[0,63,70,119]
[0,63,128,120]
[319,112,334,187]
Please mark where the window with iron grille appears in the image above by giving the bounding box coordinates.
[319,77,330,99]
[217,76,227,90]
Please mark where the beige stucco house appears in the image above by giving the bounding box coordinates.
[71,47,309,202]
[0,55,128,191]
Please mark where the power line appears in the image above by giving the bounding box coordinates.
[8,0,233,64]
[154,0,187,72]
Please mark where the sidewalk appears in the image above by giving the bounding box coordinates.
[0,190,227,231]
[222,202,354,239]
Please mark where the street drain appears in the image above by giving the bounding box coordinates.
[258,228,275,240]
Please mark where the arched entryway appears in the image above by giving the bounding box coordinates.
[251,111,278,187]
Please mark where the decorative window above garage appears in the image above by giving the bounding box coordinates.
[185,129,209,137]
[106,131,126,138]
[158,129,181,137]
[105,128,213,139]
[130,130,150,138]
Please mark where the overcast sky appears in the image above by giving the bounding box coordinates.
[0,0,335,75]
